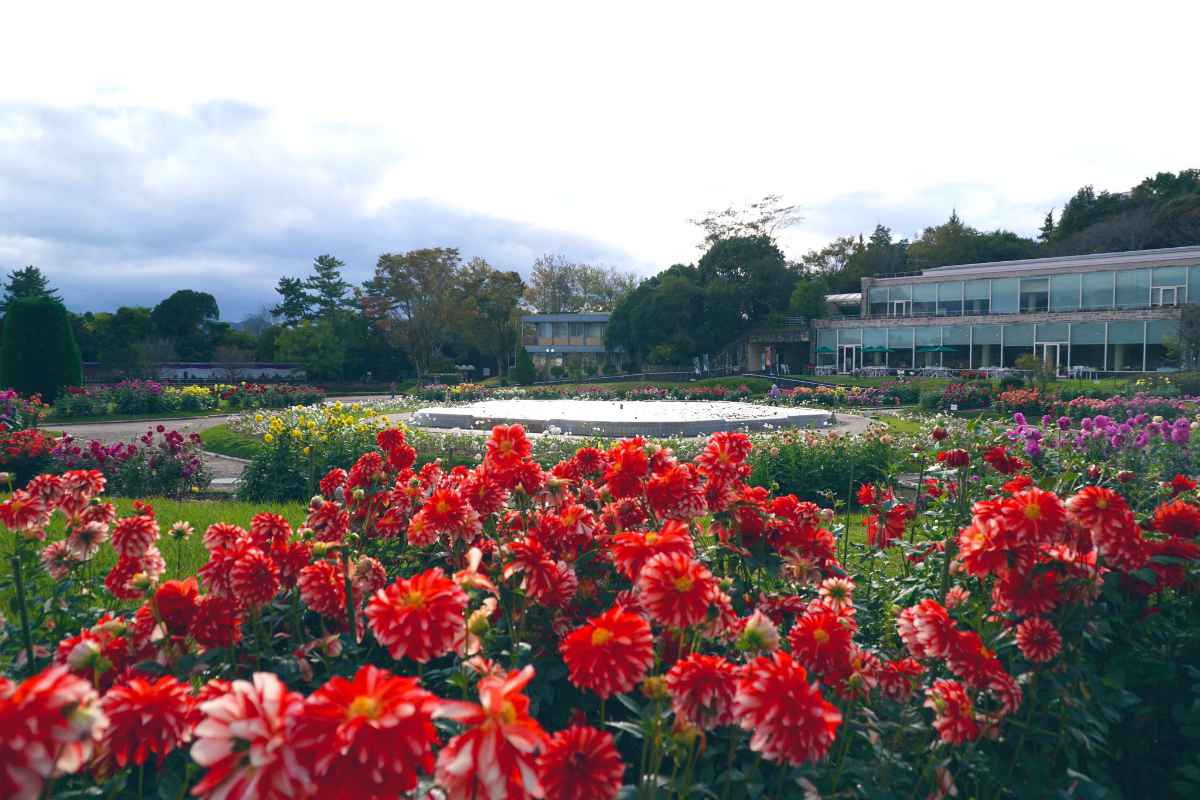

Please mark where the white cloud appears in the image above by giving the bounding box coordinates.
[0,0,1197,315]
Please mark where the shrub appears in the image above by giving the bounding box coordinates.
[0,428,55,485]
[998,374,1025,392]
[0,296,81,403]
[512,347,535,385]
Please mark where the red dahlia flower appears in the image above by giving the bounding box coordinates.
[896,599,956,660]
[1015,617,1062,663]
[365,567,467,663]
[0,666,107,799]
[537,725,625,800]
[733,651,842,766]
[190,594,242,649]
[298,560,346,619]
[665,653,738,729]
[99,675,193,768]
[924,679,979,744]
[230,547,281,609]
[153,577,199,635]
[434,665,548,800]
[695,431,752,482]
[1168,473,1197,497]
[637,551,718,629]
[560,606,654,699]
[936,449,970,468]
[611,519,695,580]
[111,514,159,558]
[982,446,1027,475]
[191,673,304,800]
[286,666,439,799]
[788,607,855,681]
[1151,499,1200,538]
[603,438,649,499]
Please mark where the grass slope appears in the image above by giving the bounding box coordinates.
[200,423,263,460]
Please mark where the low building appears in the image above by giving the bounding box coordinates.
[520,313,616,371]
[812,245,1199,375]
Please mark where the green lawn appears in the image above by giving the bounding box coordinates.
[45,409,233,425]
[200,423,263,459]
[1,497,309,600]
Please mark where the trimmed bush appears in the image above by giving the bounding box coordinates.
[0,297,81,403]
[513,347,535,385]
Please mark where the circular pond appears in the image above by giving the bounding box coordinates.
[410,398,830,438]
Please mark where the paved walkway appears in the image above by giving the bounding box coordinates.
[53,406,877,493]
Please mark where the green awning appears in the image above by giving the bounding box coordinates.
[862,345,889,353]
[916,345,940,353]
[815,346,835,353]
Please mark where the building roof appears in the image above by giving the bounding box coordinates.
[825,293,862,304]
[520,312,611,323]
[918,244,1200,278]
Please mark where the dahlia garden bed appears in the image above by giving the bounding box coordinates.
[1,418,1199,798]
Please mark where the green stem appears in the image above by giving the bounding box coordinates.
[11,554,35,672]
[342,549,356,642]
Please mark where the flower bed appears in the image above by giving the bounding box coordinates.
[48,426,211,497]
[49,381,326,419]
[2,419,1198,797]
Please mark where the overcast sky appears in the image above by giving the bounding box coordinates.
[1,1,1197,319]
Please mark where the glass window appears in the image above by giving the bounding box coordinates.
[1115,269,1150,309]
[1050,274,1080,312]
[1189,266,1200,303]
[941,325,970,368]
[1005,324,1034,346]
[862,327,887,365]
[1019,277,1049,312]
[963,280,988,314]
[942,325,970,345]
[916,326,940,346]
[1004,323,1035,368]
[568,322,584,338]
[1081,272,1114,310]
[868,287,888,317]
[1107,321,1144,372]
[837,328,862,344]
[888,327,914,368]
[911,284,937,316]
[991,278,1019,314]
[537,322,552,340]
[1146,319,1180,371]
[888,285,910,301]
[937,282,963,315]
[1152,266,1186,287]
[1036,322,1069,342]
[972,325,1001,368]
[1071,322,1106,371]
[816,330,836,349]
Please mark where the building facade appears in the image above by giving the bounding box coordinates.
[520,313,615,370]
[813,245,1200,374]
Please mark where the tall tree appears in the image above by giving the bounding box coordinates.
[524,254,638,313]
[271,277,313,325]
[363,248,465,377]
[2,265,60,312]
[151,290,221,360]
[304,255,353,319]
[689,193,803,249]
[275,319,346,381]
[460,258,525,377]
[1038,210,1056,242]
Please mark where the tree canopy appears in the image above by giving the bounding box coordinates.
[523,254,638,313]
[2,266,60,313]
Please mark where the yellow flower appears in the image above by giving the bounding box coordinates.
[303,446,311,456]
[255,413,264,423]
[291,428,302,439]
[263,433,274,443]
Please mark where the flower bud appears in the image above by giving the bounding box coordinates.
[737,610,780,654]
[1117,470,1135,483]
[641,676,669,701]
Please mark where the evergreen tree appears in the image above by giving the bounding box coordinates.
[513,346,536,385]
[1,296,82,402]
[304,255,353,319]
[1038,210,1056,242]
[3,266,60,312]
[271,276,314,325]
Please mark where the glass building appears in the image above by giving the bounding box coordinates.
[521,313,615,370]
[814,246,1200,373]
